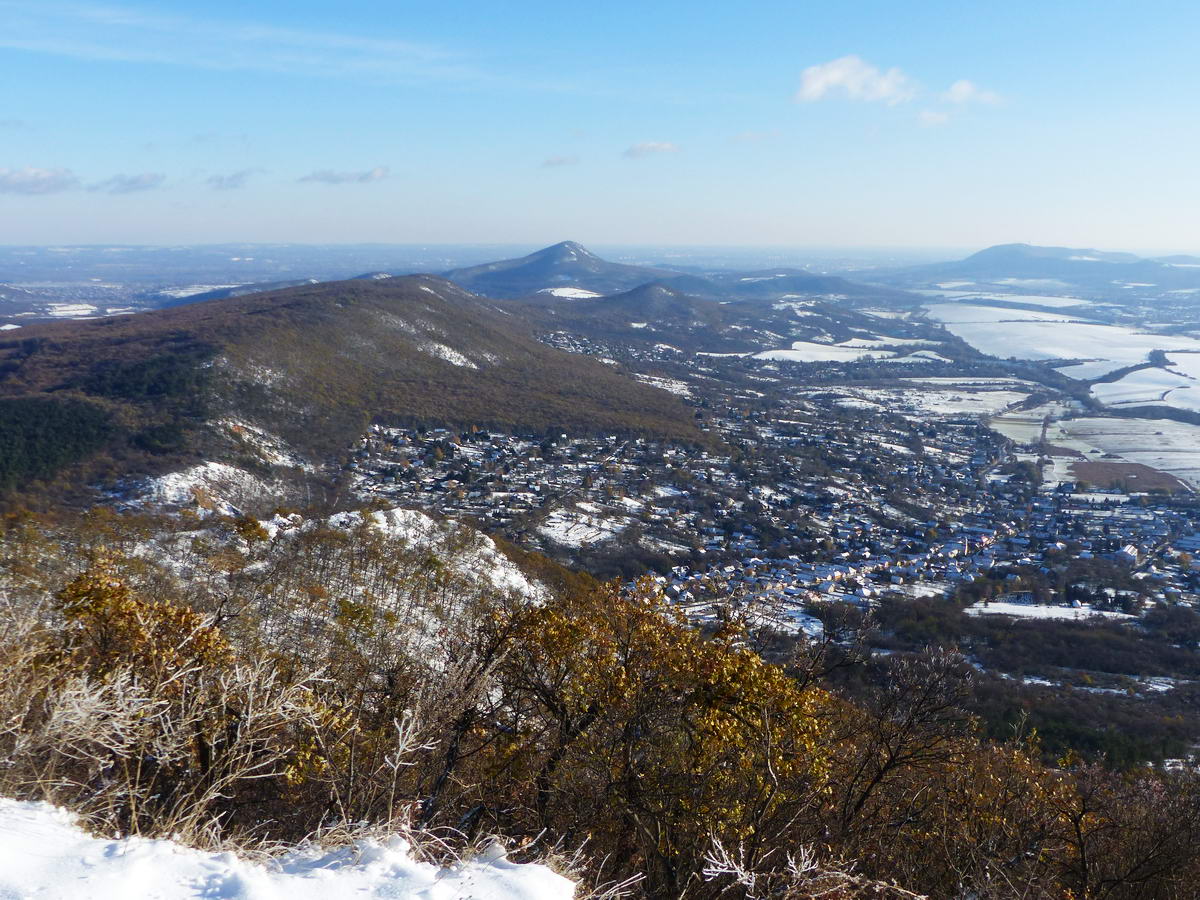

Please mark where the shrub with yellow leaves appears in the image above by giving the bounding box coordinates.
[55,549,230,682]
[454,578,841,896]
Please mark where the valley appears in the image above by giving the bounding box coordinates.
[5,238,1200,897]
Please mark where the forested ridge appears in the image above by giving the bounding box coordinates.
[0,276,704,506]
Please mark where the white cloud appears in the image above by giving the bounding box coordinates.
[918,110,951,126]
[541,155,579,168]
[942,79,1001,105]
[298,166,389,184]
[623,142,679,159]
[0,167,79,194]
[90,172,165,193]
[796,55,915,105]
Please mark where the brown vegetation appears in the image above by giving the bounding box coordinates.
[1070,461,1187,493]
[0,277,704,504]
[1,510,1199,898]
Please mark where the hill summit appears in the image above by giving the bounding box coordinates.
[442,241,677,298]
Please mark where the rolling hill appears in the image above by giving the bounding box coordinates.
[511,280,948,359]
[690,269,921,304]
[444,241,924,306]
[513,282,754,353]
[442,241,679,298]
[0,275,703,504]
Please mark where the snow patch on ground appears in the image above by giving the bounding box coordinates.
[47,303,98,317]
[157,284,243,299]
[634,374,693,397]
[538,287,602,299]
[422,342,479,369]
[0,799,574,900]
[328,507,545,599]
[137,463,276,516]
[220,419,311,470]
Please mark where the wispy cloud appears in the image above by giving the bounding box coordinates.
[0,1,475,84]
[796,55,915,105]
[918,110,950,127]
[298,166,389,185]
[942,79,1001,105]
[206,168,261,190]
[0,166,80,194]
[90,171,165,193]
[623,142,679,159]
[541,155,579,168]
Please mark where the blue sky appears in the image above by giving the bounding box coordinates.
[1,0,1198,251]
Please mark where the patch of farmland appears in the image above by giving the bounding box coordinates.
[924,302,1200,380]
[1049,417,1200,490]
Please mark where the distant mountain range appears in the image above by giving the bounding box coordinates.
[877,242,1200,293]
[440,240,920,305]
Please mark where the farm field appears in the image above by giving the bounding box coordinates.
[1048,417,1200,490]
[924,302,1200,381]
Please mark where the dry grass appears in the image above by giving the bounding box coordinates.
[1070,460,1187,492]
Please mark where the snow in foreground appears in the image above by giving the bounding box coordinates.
[0,799,575,900]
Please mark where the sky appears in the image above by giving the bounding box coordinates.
[1,0,1198,252]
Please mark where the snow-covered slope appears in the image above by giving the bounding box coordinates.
[325,506,546,599]
[0,799,575,900]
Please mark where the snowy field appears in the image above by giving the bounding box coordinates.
[916,290,1092,308]
[965,601,1134,621]
[924,303,1095,325]
[1090,366,1200,410]
[820,385,1029,418]
[924,303,1200,380]
[750,332,950,366]
[47,303,98,317]
[898,389,1029,416]
[990,400,1200,490]
[537,287,602,299]
[755,341,898,363]
[538,501,629,547]
[977,293,1093,308]
[158,284,243,299]
[1046,417,1200,490]
[0,799,574,900]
